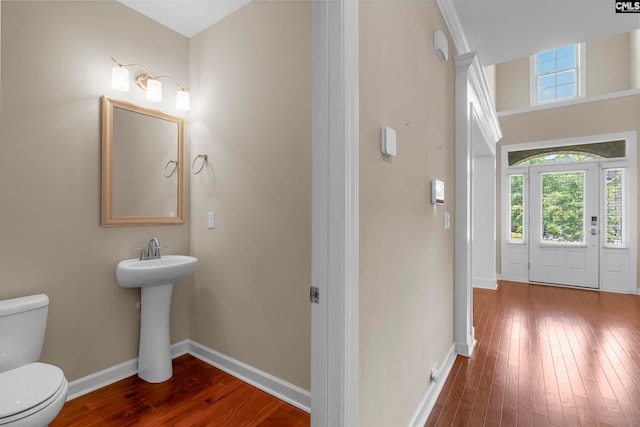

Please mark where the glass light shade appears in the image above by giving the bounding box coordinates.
[111,66,129,91]
[176,90,190,111]
[146,78,162,102]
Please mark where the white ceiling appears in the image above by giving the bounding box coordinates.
[451,0,640,65]
[120,0,640,65]
[118,0,251,38]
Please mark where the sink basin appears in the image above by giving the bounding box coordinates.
[116,255,198,288]
[115,254,198,383]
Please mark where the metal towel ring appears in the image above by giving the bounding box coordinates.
[163,160,178,178]
[192,154,208,174]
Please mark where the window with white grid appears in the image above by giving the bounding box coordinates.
[531,44,585,105]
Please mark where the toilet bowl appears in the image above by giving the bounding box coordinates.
[0,294,68,426]
[0,363,68,426]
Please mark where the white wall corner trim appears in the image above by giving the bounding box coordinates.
[435,0,470,56]
[66,340,189,400]
[311,0,360,425]
[407,344,457,427]
[188,341,311,413]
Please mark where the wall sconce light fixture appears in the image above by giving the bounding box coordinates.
[110,57,190,111]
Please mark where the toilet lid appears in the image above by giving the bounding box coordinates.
[0,363,65,418]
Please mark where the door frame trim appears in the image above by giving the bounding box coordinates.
[501,131,638,294]
[311,0,359,425]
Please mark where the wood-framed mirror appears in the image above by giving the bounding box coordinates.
[101,96,185,226]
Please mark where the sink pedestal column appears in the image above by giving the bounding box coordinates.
[138,282,174,383]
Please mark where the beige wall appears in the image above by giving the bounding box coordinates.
[495,56,529,111]
[359,2,455,425]
[631,30,640,89]
[497,94,640,291]
[0,1,190,381]
[587,32,630,97]
[189,1,311,390]
[496,32,634,111]
[2,0,311,396]
[1,1,462,418]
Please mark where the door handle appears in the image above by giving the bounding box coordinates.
[590,228,597,235]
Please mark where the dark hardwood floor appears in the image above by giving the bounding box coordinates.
[51,354,310,426]
[50,281,640,426]
[427,281,640,426]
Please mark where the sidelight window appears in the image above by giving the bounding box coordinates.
[605,168,625,247]
[509,175,525,242]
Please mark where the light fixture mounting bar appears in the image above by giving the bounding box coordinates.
[110,56,190,111]
[111,57,188,92]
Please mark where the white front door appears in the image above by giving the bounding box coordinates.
[529,163,599,288]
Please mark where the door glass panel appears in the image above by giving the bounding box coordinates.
[540,171,584,243]
[605,168,624,246]
[509,175,524,241]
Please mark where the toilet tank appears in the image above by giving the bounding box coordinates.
[0,294,49,373]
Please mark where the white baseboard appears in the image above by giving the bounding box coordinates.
[66,339,189,400]
[188,340,310,413]
[65,339,310,414]
[473,278,498,290]
[407,344,457,427]
[66,357,137,401]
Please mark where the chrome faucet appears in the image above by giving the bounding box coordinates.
[134,238,167,260]
[147,238,160,259]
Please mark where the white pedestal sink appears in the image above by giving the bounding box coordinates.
[116,255,198,383]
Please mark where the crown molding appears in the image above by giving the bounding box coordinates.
[438,1,501,143]
[436,0,470,56]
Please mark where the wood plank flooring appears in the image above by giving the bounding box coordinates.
[51,354,310,426]
[427,281,640,426]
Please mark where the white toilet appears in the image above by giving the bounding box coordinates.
[0,294,68,426]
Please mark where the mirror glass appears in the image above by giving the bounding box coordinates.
[101,96,185,226]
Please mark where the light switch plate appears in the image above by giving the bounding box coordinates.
[381,126,397,157]
[432,179,445,205]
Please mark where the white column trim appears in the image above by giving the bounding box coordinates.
[454,52,502,358]
[456,52,502,144]
[454,56,475,357]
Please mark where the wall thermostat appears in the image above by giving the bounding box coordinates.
[432,179,445,205]
[381,126,397,157]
